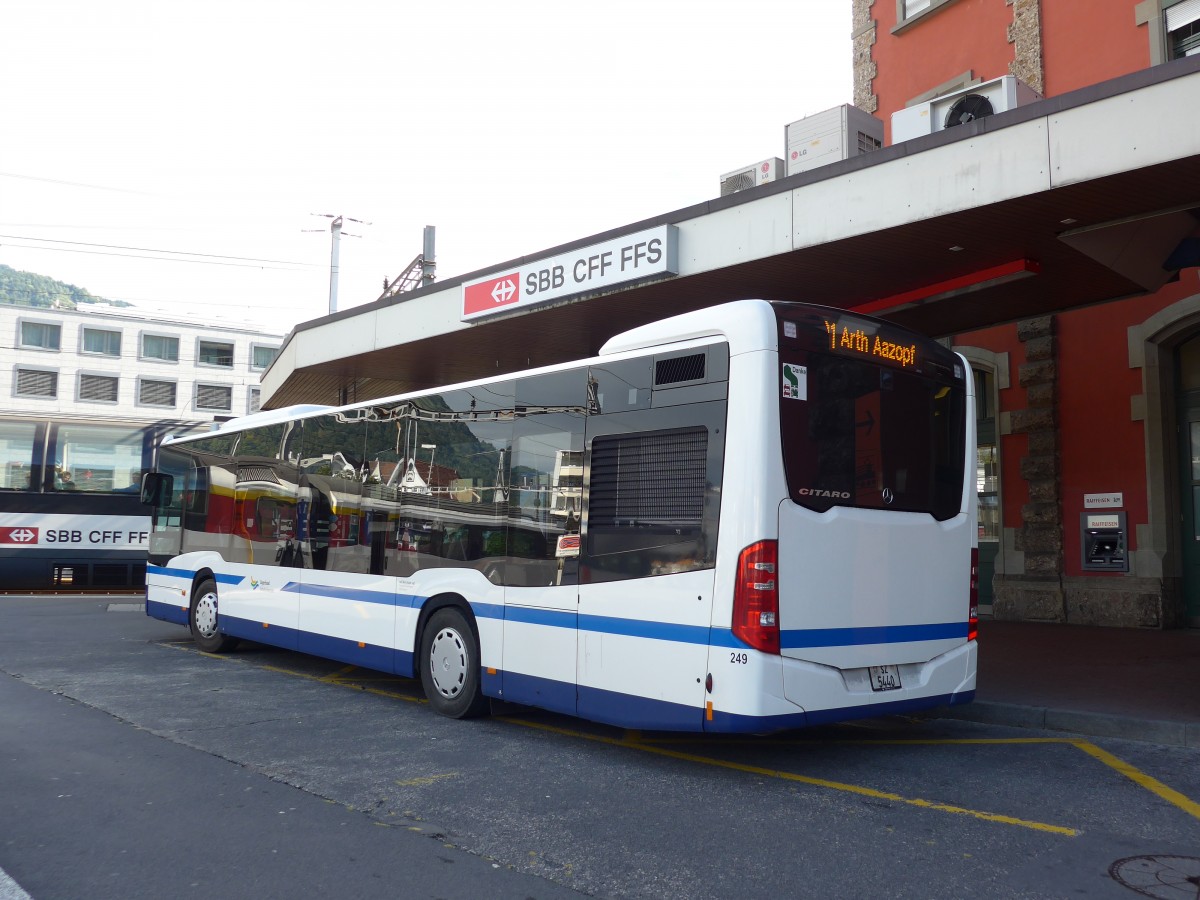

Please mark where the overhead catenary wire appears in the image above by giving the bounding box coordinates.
[0,234,319,270]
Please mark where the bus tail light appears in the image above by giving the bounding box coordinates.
[733,540,780,655]
[968,547,979,642]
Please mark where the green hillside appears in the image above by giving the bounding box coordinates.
[0,263,131,309]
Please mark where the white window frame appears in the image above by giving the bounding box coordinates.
[14,365,59,399]
[18,318,62,352]
[77,371,120,405]
[893,0,961,32]
[1166,0,1200,56]
[197,338,235,369]
[137,377,179,409]
[140,331,181,364]
[250,343,280,371]
[194,382,233,412]
[80,325,122,357]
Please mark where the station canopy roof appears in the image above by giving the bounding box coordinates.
[262,56,1200,410]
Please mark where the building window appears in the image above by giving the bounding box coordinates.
[20,321,61,351]
[1167,0,1200,57]
[82,327,121,357]
[198,339,234,368]
[141,334,179,362]
[138,378,177,408]
[16,368,58,398]
[894,0,959,29]
[79,373,119,403]
[195,383,233,412]
[251,345,279,370]
[248,388,262,414]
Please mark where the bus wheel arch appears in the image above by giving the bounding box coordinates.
[189,573,240,654]
[417,595,488,719]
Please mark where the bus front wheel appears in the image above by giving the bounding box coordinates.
[420,607,488,719]
[190,578,240,654]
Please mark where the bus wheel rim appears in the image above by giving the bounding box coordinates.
[428,627,467,698]
[195,592,219,638]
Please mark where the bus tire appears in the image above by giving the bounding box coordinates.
[190,578,240,654]
[419,607,488,719]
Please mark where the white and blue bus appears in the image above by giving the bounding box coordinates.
[142,300,977,732]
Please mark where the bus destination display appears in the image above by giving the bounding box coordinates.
[823,318,918,368]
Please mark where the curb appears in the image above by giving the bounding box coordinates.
[935,700,1200,749]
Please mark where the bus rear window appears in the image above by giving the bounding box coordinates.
[778,346,965,521]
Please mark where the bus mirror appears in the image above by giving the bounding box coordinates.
[140,473,172,506]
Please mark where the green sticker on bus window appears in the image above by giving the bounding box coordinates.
[782,363,807,400]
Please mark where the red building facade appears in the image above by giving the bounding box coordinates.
[854,0,1200,626]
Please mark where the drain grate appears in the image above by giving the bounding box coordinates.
[1110,856,1200,898]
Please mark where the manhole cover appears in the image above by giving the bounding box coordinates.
[1110,856,1200,898]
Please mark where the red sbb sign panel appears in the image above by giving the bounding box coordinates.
[0,526,39,544]
[462,272,521,317]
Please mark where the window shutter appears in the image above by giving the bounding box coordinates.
[79,374,119,402]
[16,369,57,397]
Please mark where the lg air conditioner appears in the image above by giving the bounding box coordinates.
[719,158,784,197]
[891,75,1043,144]
[784,105,883,177]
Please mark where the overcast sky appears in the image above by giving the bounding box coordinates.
[1,1,853,335]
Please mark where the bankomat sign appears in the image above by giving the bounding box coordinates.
[461,224,678,321]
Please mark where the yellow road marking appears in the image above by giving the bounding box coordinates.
[163,641,1200,829]
[507,719,1078,836]
[395,773,459,787]
[318,665,359,684]
[1072,740,1200,823]
[258,663,426,704]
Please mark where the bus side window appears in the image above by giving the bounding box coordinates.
[508,369,587,587]
[582,402,726,584]
[140,472,172,506]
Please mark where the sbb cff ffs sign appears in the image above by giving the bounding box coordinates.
[460,225,678,322]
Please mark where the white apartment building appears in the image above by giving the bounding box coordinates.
[2,304,286,423]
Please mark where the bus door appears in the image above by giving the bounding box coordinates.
[500,372,584,716]
[218,462,301,650]
[294,409,395,668]
[576,355,726,730]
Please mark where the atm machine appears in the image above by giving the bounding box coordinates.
[1080,511,1128,572]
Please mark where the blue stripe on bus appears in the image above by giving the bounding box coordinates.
[147,564,242,586]
[146,597,189,626]
[498,670,578,717]
[503,605,577,628]
[298,631,402,674]
[281,581,398,607]
[220,614,300,649]
[780,622,968,649]
[579,615,712,645]
[577,682,705,730]
[146,564,967,652]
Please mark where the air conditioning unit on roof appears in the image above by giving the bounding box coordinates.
[719,157,784,197]
[784,105,883,177]
[891,75,1043,144]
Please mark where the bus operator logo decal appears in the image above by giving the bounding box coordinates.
[0,526,39,544]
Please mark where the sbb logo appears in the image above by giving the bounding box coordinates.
[0,526,39,544]
[463,271,521,317]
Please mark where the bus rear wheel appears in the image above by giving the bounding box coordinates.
[190,578,240,654]
[420,607,488,719]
